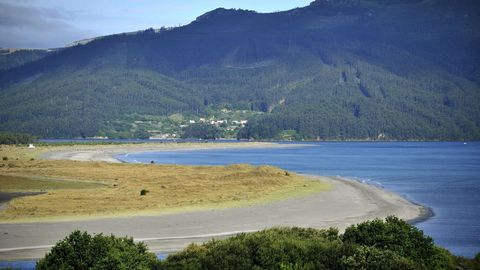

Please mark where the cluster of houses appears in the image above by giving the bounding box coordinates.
[150,133,178,139]
[149,117,249,139]
[190,118,248,127]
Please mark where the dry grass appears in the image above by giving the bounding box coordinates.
[0,145,329,222]
[0,175,103,191]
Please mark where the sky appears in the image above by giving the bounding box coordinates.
[0,0,312,49]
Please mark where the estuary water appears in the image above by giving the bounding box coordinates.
[117,142,480,258]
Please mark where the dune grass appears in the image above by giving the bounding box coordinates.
[0,175,103,191]
[0,145,330,222]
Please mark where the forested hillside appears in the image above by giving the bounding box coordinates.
[0,0,479,139]
[0,49,49,70]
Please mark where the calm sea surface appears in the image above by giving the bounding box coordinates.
[117,141,480,257]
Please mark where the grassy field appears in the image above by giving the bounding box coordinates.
[0,175,103,191]
[0,145,329,222]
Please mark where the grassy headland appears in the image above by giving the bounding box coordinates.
[0,144,328,222]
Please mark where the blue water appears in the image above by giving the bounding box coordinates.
[0,253,168,269]
[0,260,36,270]
[117,142,480,258]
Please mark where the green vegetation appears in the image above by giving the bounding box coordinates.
[161,217,453,270]
[95,109,259,139]
[182,123,222,140]
[0,1,479,140]
[37,217,480,270]
[0,49,49,70]
[36,230,158,270]
[0,132,36,145]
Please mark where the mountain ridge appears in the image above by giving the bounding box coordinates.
[0,0,479,139]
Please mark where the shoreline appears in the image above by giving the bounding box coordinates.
[40,142,433,225]
[299,174,433,225]
[40,142,311,163]
[0,142,429,260]
[0,192,45,212]
[0,176,426,260]
[332,177,433,225]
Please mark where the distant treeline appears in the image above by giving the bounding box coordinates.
[0,132,36,145]
[37,217,480,270]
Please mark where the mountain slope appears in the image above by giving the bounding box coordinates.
[0,0,479,139]
[0,49,49,70]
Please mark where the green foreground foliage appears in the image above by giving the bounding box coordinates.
[36,217,480,270]
[36,230,158,270]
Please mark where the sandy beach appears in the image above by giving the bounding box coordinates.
[0,143,428,260]
[41,142,307,163]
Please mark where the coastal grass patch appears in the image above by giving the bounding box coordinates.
[0,175,103,192]
[0,158,329,222]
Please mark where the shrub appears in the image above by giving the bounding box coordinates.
[38,218,479,270]
[140,189,149,196]
[342,216,453,269]
[2,157,7,161]
[159,217,458,270]
[36,230,159,270]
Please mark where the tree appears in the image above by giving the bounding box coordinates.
[134,128,151,140]
[36,230,159,270]
[182,123,222,140]
[342,216,454,269]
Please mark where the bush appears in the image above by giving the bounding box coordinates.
[2,157,7,161]
[37,218,480,270]
[159,217,458,270]
[36,230,159,270]
[342,216,453,269]
[140,189,149,196]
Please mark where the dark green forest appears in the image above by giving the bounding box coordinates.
[0,132,36,144]
[182,123,222,140]
[36,217,480,270]
[0,0,479,140]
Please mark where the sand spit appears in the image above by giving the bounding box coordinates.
[0,143,426,260]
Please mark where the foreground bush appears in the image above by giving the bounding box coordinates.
[159,217,461,270]
[36,230,158,270]
[37,217,480,270]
